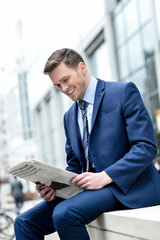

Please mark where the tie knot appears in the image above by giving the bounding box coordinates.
[78,100,87,111]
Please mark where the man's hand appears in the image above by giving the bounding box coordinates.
[36,184,56,202]
[71,171,113,190]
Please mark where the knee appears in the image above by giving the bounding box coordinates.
[14,213,24,230]
[53,202,75,227]
[14,210,32,229]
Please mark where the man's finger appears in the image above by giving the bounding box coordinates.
[47,191,56,202]
[71,173,87,184]
[35,184,41,192]
[44,189,55,200]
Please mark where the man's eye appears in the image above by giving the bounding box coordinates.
[55,84,60,89]
[63,78,68,83]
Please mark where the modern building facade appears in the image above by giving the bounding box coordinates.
[0,96,9,173]
[113,0,159,127]
[34,0,160,169]
[2,0,160,177]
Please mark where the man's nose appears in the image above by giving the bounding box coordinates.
[61,84,68,92]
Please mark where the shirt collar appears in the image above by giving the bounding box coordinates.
[82,77,97,105]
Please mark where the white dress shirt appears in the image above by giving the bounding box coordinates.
[77,77,98,140]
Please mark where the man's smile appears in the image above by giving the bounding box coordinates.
[67,87,75,95]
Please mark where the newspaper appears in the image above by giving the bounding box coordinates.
[6,160,83,199]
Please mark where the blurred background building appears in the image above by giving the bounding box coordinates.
[0,0,160,195]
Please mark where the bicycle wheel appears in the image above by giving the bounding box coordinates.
[0,214,14,240]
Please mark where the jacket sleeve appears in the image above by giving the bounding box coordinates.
[64,113,82,174]
[105,82,157,194]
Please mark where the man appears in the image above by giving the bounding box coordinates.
[15,48,160,240]
[11,176,24,214]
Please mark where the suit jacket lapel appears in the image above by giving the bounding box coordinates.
[91,79,105,132]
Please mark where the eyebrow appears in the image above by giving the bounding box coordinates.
[54,75,70,86]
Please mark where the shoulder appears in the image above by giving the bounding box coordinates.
[97,79,137,95]
[64,102,76,120]
[98,78,135,89]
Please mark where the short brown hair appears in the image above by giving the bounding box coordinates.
[43,48,85,74]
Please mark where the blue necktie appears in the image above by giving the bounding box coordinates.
[78,100,94,172]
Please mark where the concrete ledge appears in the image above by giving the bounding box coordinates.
[45,232,59,240]
[45,205,160,239]
[87,205,160,240]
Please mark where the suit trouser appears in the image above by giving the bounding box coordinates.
[14,187,126,240]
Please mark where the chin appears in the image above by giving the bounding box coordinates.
[69,95,77,101]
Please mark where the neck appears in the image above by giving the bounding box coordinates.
[85,74,91,88]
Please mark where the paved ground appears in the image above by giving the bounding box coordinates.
[1,198,59,239]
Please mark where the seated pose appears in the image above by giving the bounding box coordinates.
[15,48,160,240]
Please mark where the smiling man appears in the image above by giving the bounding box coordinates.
[14,48,160,240]
[50,61,89,101]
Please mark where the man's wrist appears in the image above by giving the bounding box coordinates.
[102,171,113,185]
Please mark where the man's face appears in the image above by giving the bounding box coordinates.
[49,62,90,101]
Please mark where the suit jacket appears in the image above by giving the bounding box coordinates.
[64,79,160,208]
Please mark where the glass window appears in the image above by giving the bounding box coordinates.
[114,12,126,46]
[117,45,130,79]
[141,22,157,91]
[45,98,56,165]
[146,56,158,92]
[131,68,148,95]
[142,23,154,54]
[138,0,151,24]
[155,0,160,41]
[89,42,112,81]
[36,107,46,163]
[18,72,32,140]
[128,34,144,72]
[124,0,139,37]
[8,87,21,139]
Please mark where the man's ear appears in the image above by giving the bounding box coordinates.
[78,62,87,75]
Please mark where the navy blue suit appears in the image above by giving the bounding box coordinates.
[64,79,160,208]
[15,80,160,240]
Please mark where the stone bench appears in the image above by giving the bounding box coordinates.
[45,205,160,240]
[87,205,160,240]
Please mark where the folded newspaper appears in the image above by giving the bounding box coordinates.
[6,160,83,199]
